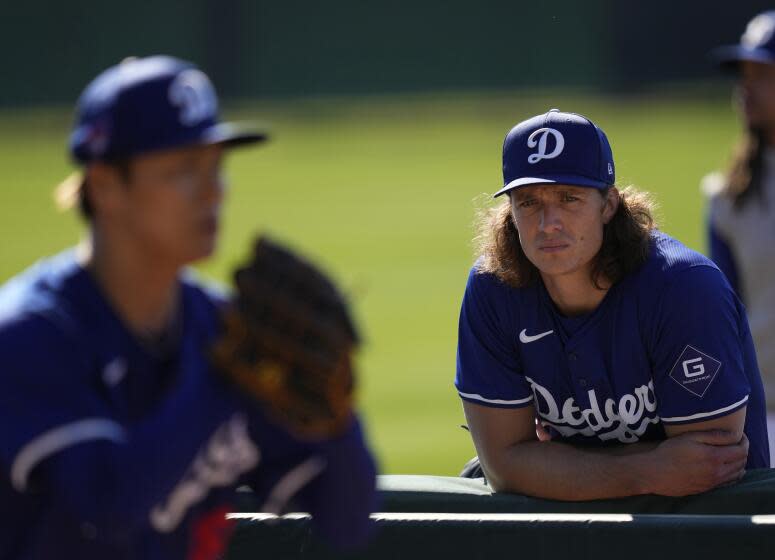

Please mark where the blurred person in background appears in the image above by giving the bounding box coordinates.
[705,10,775,467]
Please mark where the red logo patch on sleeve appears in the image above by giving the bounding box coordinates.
[188,505,236,560]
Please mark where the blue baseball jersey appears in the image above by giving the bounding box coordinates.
[455,231,769,468]
[0,251,377,560]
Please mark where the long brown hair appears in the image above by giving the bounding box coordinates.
[474,186,657,289]
[723,129,766,209]
[55,159,132,220]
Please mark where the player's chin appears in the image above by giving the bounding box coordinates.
[195,239,218,261]
[529,249,569,267]
[531,256,583,277]
[192,221,220,258]
[182,235,219,264]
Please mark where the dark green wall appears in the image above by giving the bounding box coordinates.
[0,0,771,106]
[239,1,610,96]
[1,1,213,105]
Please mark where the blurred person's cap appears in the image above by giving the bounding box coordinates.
[712,11,775,70]
[69,55,266,164]
[494,109,615,198]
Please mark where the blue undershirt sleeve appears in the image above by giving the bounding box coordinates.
[707,219,743,304]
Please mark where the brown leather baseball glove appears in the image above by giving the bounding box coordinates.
[211,236,358,440]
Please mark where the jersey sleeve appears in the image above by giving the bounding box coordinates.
[648,265,751,425]
[455,266,533,408]
[0,315,119,486]
[238,412,377,550]
[295,418,377,549]
[0,313,245,540]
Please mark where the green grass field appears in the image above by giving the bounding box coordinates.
[0,88,741,475]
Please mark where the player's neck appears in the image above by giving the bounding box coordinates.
[540,271,610,317]
[78,235,182,337]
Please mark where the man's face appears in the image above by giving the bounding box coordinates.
[510,184,617,283]
[110,143,226,266]
[736,60,775,131]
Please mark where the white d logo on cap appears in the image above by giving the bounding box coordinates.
[527,128,565,164]
[742,13,775,48]
[168,69,218,126]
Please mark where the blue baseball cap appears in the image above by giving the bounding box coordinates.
[69,55,266,164]
[712,11,775,70]
[494,109,615,198]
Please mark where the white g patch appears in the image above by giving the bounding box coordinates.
[682,357,706,378]
[668,345,722,398]
[168,69,218,126]
[527,128,565,164]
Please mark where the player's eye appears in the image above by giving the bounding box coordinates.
[518,198,537,208]
[169,167,199,187]
[560,192,580,202]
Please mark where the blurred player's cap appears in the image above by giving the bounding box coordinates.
[494,109,615,198]
[69,55,267,164]
[712,11,775,70]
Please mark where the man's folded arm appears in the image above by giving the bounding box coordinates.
[463,400,748,500]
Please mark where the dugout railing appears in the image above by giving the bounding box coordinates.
[225,469,775,559]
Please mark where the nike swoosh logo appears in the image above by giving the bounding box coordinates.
[519,329,554,343]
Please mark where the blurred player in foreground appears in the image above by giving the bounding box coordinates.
[456,109,769,500]
[0,56,376,559]
[704,10,775,466]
